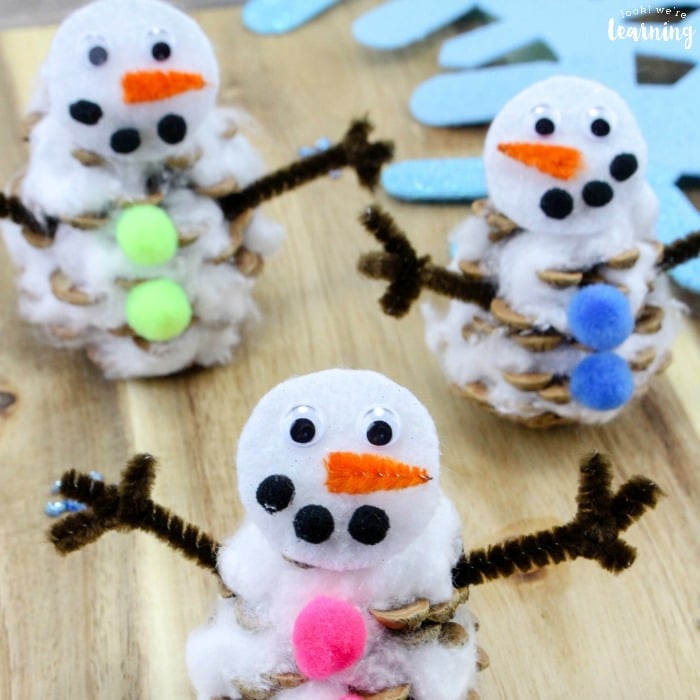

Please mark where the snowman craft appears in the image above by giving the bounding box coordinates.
[0,0,391,379]
[359,76,700,427]
[50,369,660,699]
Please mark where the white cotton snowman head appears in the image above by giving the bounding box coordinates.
[41,0,219,161]
[236,369,442,572]
[483,76,648,236]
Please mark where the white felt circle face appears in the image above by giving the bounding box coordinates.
[483,76,647,235]
[237,369,442,572]
[43,0,219,159]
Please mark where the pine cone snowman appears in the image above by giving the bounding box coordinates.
[360,77,700,427]
[0,0,291,378]
[49,369,660,698]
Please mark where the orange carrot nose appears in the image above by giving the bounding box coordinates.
[122,70,206,105]
[325,452,431,495]
[497,142,583,180]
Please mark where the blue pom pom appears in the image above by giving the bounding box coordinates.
[570,353,634,411]
[567,285,633,351]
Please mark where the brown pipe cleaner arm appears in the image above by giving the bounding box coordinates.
[357,204,497,317]
[658,230,700,271]
[0,192,57,240]
[451,453,662,590]
[218,118,394,221]
[49,453,221,576]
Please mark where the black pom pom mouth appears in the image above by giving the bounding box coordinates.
[157,114,187,145]
[582,180,614,208]
[111,128,141,154]
[609,153,638,182]
[69,100,103,126]
[348,505,390,545]
[294,505,335,544]
[540,188,574,219]
[256,475,295,514]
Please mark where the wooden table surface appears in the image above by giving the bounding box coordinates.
[0,2,698,698]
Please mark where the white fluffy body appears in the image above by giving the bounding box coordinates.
[2,0,283,378]
[423,76,680,424]
[186,369,478,700]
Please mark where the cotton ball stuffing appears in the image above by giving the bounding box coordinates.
[1,0,282,378]
[361,76,691,427]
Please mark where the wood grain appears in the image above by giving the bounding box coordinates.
[0,3,698,699]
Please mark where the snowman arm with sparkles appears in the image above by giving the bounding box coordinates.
[218,119,393,221]
[48,453,222,578]
[357,204,497,317]
[452,453,661,590]
[0,192,57,240]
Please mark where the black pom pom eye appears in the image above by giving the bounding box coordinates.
[152,41,171,61]
[285,405,324,446]
[88,45,108,66]
[359,407,400,447]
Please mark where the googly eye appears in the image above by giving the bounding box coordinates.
[147,28,173,62]
[82,35,109,67]
[586,106,616,137]
[359,407,400,447]
[531,104,559,136]
[284,405,324,446]
[152,42,171,61]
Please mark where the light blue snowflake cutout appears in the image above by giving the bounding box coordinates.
[385,60,700,291]
[242,0,345,34]
[372,0,700,290]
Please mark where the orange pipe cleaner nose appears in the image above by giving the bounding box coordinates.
[122,70,206,104]
[497,141,583,180]
[325,452,431,495]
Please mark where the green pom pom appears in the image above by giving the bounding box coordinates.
[125,279,192,342]
[116,204,178,266]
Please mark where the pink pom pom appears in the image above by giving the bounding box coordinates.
[340,696,364,700]
[292,596,367,680]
